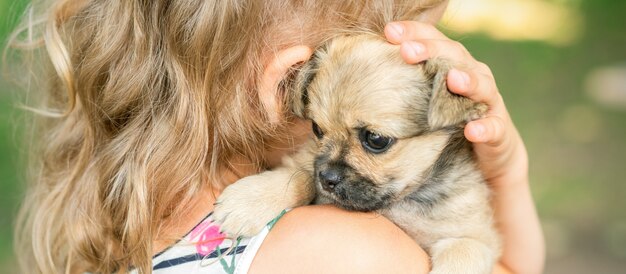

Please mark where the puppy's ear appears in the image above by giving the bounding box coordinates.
[286,57,319,119]
[425,58,488,131]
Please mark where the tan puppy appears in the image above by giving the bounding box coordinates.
[213,34,500,274]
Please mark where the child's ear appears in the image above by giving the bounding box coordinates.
[425,58,488,130]
[259,45,312,124]
[288,55,319,119]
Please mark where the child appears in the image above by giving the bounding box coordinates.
[8,0,544,273]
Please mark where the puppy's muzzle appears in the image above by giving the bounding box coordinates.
[318,167,343,192]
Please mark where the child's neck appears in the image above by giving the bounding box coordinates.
[152,157,259,254]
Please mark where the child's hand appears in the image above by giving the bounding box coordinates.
[384,21,528,188]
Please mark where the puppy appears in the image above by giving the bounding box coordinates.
[213,34,500,274]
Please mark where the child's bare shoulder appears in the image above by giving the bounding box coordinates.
[249,205,429,273]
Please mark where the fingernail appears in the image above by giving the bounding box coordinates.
[388,23,404,38]
[407,42,425,58]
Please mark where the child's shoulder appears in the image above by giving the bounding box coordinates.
[134,204,429,273]
[249,205,430,273]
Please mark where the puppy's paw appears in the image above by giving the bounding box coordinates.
[429,237,496,274]
[212,173,289,237]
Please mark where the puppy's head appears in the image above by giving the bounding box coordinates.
[290,35,486,211]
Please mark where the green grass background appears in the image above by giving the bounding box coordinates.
[1,0,625,273]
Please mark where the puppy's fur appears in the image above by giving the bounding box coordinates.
[214,35,500,274]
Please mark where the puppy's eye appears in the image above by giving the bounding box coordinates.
[312,122,324,139]
[360,129,394,154]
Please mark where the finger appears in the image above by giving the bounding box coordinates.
[399,39,470,64]
[464,117,506,146]
[385,21,448,44]
[447,68,499,106]
[399,41,428,63]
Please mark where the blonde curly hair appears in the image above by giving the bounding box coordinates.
[6,0,445,272]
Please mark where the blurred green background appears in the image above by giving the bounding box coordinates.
[1,0,29,272]
[0,0,624,273]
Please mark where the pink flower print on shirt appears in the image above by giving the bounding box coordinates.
[189,219,226,256]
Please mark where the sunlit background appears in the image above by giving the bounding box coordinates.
[1,0,625,273]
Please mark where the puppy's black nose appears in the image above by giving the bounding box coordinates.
[319,168,343,192]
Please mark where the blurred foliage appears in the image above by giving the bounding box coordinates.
[0,0,625,273]
[0,0,30,271]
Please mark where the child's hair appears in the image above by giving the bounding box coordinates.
[6,0,445,272]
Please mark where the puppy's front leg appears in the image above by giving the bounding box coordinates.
[213,145,316,237]
[429,237,497,274]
